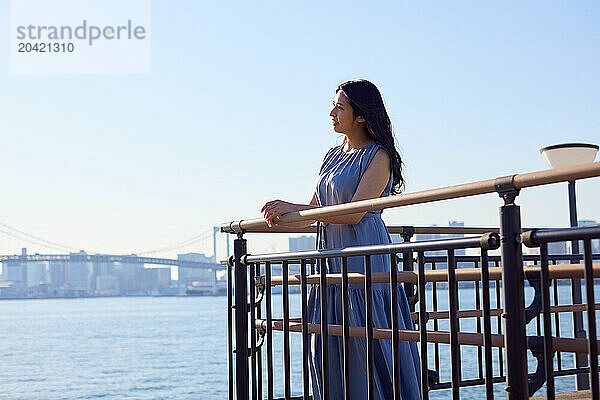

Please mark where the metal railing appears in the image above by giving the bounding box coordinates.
[221,161,600,400]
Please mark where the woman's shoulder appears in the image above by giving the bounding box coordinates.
[368,141,391,158]
[359,141,386,158]
[370,146,391,168]
[360,142,391,179]
[371,141,389,156]
[369,140,383,150]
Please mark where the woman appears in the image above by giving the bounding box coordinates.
[261,79,420,400]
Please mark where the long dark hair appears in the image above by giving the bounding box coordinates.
[336,79,405,194]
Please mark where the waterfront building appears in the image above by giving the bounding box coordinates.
[2,262,25,284]
[113,260,144,294]
[415,225,444,257]
[178,252,214,285]
[153,268,172,287]
[26,262,47,287]
[67,251,92,292]
[90,257,115,294]
[548,240,568,255]
[289,235,314,252]
[95,275,119,296]
[288,236,314,274]
[448,220,466,257]
[136,267,171,292]
[413,221,468,270]
[2,248,28,285]
[48,261,68,288]
[578,219,600,254]
[414,221,466,258]
[390,233,403,243]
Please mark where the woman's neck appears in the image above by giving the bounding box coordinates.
[343,128,372,152]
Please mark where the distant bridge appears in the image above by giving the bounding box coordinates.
[0,253,223,270]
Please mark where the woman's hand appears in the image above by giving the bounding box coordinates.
[261,200,300,227]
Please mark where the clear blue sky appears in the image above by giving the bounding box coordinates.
[1,1,598,258]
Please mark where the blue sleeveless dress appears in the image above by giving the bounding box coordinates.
[307,142,421,400]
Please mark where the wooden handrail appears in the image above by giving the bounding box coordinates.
[238,225,505,234]
[230,225,562,235]
[221,161,600,233]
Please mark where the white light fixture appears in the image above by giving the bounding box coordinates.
[540,143,599,169]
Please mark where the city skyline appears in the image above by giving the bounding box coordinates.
[0,248,225,299]
[3,217,597,299]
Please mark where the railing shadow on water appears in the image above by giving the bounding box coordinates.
[220,161,600,400]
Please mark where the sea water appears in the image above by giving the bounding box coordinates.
[1,284,598,399]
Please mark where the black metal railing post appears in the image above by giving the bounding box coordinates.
[390,252,401,400]
[447,249,461,400]
[227,255,234,400]
[300,259,311,400]
[568,180,589,390]
[265,261,274,400]
[495,175,528,399]
[539,243,555,399]
[341,257,351,400]
[234,234,249,400]
[319,258,330,399]
[582,238,599,396]
[480,249,494,400]
[401,227,417,311]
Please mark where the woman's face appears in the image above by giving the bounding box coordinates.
[330,91,362,134]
